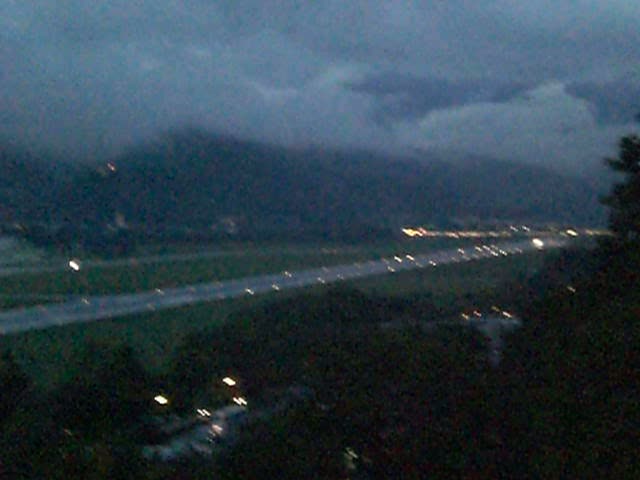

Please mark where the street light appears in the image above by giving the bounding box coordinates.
[222,377,237,387]
[154,394,169,405]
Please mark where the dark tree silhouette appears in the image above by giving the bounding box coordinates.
[0,350,30,421]
[602,134,640,242]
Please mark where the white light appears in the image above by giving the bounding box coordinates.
[233,396,248,406]
[566,229,578,237]
[222,377,237,386]
[245,288,254,295]
[154,395,169,405]
[271,284,280,291]
[68,260,81,271]
[532,238,545,248]
[212,424,223,434]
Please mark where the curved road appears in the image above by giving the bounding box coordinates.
[0,238,566,335]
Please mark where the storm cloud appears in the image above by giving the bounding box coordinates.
[1,1,639,170]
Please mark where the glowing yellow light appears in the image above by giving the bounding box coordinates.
[68,259,81,271]
[222,377,236,386]
[401,228,421,237]
[154,395,169,405]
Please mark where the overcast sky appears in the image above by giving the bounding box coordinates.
[2,1,639,173]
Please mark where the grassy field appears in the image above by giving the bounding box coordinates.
[0,238,475,309]
[0,244,556,389]
[348,250,549,307]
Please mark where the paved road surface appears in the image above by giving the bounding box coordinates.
[0,238,565,335]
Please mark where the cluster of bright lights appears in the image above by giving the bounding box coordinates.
[401,228,513,239]
[402,226,610,239]
[461,307,514,320]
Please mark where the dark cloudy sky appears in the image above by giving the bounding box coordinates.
[2,1,639,172]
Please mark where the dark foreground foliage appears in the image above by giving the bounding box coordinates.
[1,244,638,478]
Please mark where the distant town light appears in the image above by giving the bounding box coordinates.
[154,395,169,405]
[211,424,223,434]
[566,229,579,237]
[232,396,248,406]
[532,238,545,248]
[222,377,237,386]
[68,259,81,271]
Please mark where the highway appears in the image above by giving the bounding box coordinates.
[0,237,566,335]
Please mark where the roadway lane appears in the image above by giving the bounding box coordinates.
[0,237,566,335]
